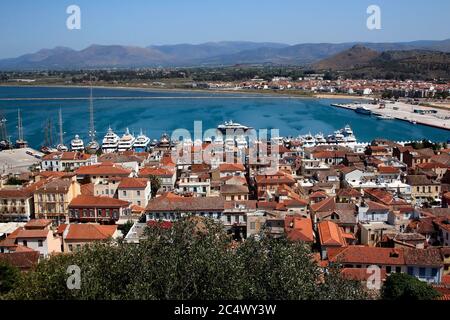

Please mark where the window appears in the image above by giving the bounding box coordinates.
[137,201,141,206]
[38,240,43,247]
[227,215,231,223]
[395,267,401,273]
[137,190,141,196]
[23,240,28,247]
[69,244,73,252]
[250,222,256,230]
[431,268,438,277]
[419,268,426,277]
[386,266,392,274]
[407,267,414,275]
[123,190,127,196]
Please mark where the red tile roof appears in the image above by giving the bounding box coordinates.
[285,216,314,243]
[378,166,400,174]
[219,163,246,172]
[24,219,52,229]
[69,195,131,208]
[0,251,40,270]
[139,166,174,177]
[16,229,49,239]
[118,177,148,189]
[318,221,346,247]
[328,246,405,265]
[75,163,131,176]
[63,224,118,241]
[146,193,225,212]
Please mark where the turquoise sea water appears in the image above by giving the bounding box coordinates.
[0,86,448,148]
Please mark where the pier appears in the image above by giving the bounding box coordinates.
[330,102,450,131]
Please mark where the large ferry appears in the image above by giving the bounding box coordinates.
[217,120,253,134]
[133,130,150,152]
[117,128,136,152]
[101,127,120,153]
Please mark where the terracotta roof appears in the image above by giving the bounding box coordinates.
[0,251,40,270]
[403,248,443,267]
[69,195,131,208]
[317,221,346,247]
[378,166,400,174]
[139,166,174,177]
[365,200,390,211]
[147,220,173,229]
[219,163,245,172]
[309,191,328,199]
[118,177,148,189]
[35,178,72,193]
[16,229,49,239]
[285,216,314,243]
[220,184,249,195]
[255,171,296,185]
[146,193,225,212]
[75,163,131,176]
[80,183,94,196]
[328,246,405,265]
[24,219,52,229]
[63,224,117,241]
[312,150,347,159]
[310,197,335,213]
[42,151,91,161]
[341,268,387,282]
[337,188,361,198]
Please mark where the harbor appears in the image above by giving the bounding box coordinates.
[330,101,450,131]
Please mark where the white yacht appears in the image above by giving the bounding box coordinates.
[71,135,84,151]
[118,128,136,152]
[315,133,327,144]
[217,120,253,134]
[102,127,120,153]
[300,133,316,148]
[133,130,150,152]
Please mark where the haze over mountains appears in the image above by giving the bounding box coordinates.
[0,39,449,70]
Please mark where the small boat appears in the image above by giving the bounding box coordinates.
[217,120,253,134]
[355,106,372,115]
[376,115,394,120]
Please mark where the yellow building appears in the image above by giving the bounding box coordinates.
[33,176,81,224]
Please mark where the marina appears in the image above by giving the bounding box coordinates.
[0,86,449,151]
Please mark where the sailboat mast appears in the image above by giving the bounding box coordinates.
[59,108,64,146]
[89,85,96,142]
[17,109,23,141]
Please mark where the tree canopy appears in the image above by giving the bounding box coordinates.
[5,218,368,300]
[381,273,441,300]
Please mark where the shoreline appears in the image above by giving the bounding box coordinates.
[0,83,366,101]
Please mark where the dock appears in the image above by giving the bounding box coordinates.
[330,102,450,131]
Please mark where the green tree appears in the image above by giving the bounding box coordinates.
[382,273,441,300]
[0,260,21,295]
[148,175,162,197]
[120,220,135,238]
[7,218,369,300]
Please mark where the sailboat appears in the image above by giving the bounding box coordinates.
[56,108,68,152]
[15,109,28,149]
[85,85,100,154]
[0,112,12,150]
[40,118,57,154]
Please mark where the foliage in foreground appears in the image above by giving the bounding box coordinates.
[4,219,369,300]
[381,273,441,300]
[0,261,20,295]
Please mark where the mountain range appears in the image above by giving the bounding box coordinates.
[0,39,450,70]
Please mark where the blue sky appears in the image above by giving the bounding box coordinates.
[0,0,449,58]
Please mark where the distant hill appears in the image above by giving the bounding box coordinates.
[313,45,381,70]
[0,39,449,70]
[314,46,450,79]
